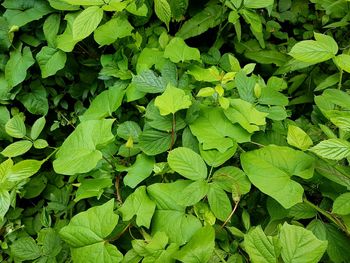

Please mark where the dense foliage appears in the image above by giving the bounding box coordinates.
[1,0,350,262]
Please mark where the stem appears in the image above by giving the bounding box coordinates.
[303,197,349,235]
[207,166,214,182]
[221,200,240,228]
[115,174,123,204]
[170,114,176,150]
[338,69,343,90]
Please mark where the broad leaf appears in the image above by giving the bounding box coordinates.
[244,0,274,9]
[310,139,350,160]
[154,0,171,29]
[164,37,200,63]
[287,125,313,151]
[289,33,338,64]
[279,223,327,263]
[72,6,103,40]
[334,54,350,73]
[123,154,155,188]
[244,226,280,263]
[74,177,113,202]
[207,183,232,221]
[1,140,32,157]
[119,186,156,228]
[179,179,209,206]
[168,147,207,180]
[53,119,114,175]
[154,85,192,116]
[0,190,10,220]
[174,226,215,263]
[241,145,314,208]
[36,47,67,78]
[5,115,26,138]
[332,192,350,215]
[139,128,172,155]
[11,237,41,261]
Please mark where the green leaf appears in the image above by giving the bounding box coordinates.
[7,159,43,182]
[18,83,49,116]
[199,144,237,167]
[334,54,350,73]
[151,210,202,245]
[154,85,192,116]
[174,226,215,263]
[207,183,232,221]
[332,192,350,215]
[60,200,122,262]
[119,186,156,228]
[164,37,200,63]
[80,85,125,121]
[224,99,268,133]
[176,5,222,39]
[72,6,103,40]
[43,14,61,47]
[36,46,67,78]
[279,223,327,263]
[5,115,26,138]
[309,139,350,160]
[5,45,35,88]
[287,125,313,151]
[62,0,104,5]
[1,140,32,157]
[167,147,207,180]
[245,50,288,66]
[244,0,273,8]
[212,166,251,195]
[123,154,155,188]
[235,71,256,103]
[74,177,113,202]
[241,145,314,208]
[244,226,280,263]
[189,106,251,152]
[56,13,80,52]
[3,0,53,27]
[0,107,10,140]
[53,119,114,175]
[139,128,172,156]
[94,16,134,46]
[132,70,167,94]
[154,0,171,29]
[31,116,46,140]
[0,190,10,220]
[11,237,41,261]
[289,33,338,64]
[117,121,142,142]
[179,179,209,206]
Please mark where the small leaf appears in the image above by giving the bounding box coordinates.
[244,0,274,8]
[287,125,313,151]
[334,54,350,73]
[332,192,350,215]
[168,147,207,180]
[36,46,67,78]
[154,0,171,29]
[31,116,46,140]
[164,37,201,63]
[123,154,155,188]
[11,237,41,261]
[5,115,26,139]
[1,140,32,157]
[119,186,156,228]
[154,84,192,116]
[33,139,49,149]
[72,6,103,40]
[310,139,350,160]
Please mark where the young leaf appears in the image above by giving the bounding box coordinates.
[5,115,26,138]
[279,223,327,263]
[53,119,114,175]
[241,145,314,208]
[164,37,200,63]
[334,54,350,73]
[36,47,67,78]
[332,192,350,215]
[119,186,156,228]
[72,6,103,40]
[154,0,171,29]
[1,140,32,157]
[287,125,313,151]
[5,46,35,88]
[173,226,215,263]
[154,84,192,116]
[167,147,207,180]
[31,116,46,140]
[309,139,350,160]
[94,16,134,46]
[289,33,338,64]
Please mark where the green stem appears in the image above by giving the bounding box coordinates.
[170,114,176,150]
[303,197,349,235]
[214,249,228,263]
